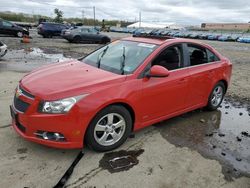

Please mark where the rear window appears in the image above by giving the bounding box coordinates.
[207,49,220,62]
[187,44,208,66]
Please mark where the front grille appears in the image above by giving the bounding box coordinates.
[19,85,35,99]
[16,119,26,133]
[14,96,30,113]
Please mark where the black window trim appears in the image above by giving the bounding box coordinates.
[138,43,188,79]
[183,42,221,68]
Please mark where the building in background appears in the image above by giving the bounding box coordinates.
[201,23,250,31]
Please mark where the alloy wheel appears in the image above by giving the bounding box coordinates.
[211,85,223,107]
[94,113,126,146]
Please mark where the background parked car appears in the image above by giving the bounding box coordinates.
[61,26,111,44]
[37,22,70,38]
[0,19,29,37]
[0,41,7,58]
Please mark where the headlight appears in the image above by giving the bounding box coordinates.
[40,94,88,114]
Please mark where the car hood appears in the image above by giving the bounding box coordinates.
[21,60,126,100]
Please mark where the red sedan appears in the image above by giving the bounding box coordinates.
[10,36,232,151]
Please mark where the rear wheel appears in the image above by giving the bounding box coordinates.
[85,105,132,152]
[206,81,225,111]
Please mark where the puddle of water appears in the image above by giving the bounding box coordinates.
[0,48,72,73]
[99,149,144,173]
[155,97,250,180]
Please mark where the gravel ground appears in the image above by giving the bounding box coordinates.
[0,30,249,188]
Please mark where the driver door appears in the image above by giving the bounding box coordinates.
[138,44,190,122]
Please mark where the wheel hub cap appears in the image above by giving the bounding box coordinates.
[94,113,126,146]
[211,85,223,106]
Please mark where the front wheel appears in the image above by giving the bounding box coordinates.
[101,37,110,44]
[206,82,225,111]
[16,31,23,38]
[85,105,132,152]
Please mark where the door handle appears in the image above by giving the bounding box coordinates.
[177,78,187,84]
[179,78,187,82]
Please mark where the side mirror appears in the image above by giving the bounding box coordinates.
[146,65,169,78]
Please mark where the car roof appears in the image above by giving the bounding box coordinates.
[41,22,65,25]
[122,36,212,48]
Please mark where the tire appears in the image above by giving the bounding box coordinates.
[206,81,225,111]
[101,37,110,44]
[73,36,81,43]
[16,31,23,38]
[85,105,132,152]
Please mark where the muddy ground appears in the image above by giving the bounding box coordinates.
[0,30,249,188]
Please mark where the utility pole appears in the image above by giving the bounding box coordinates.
[93,6,96,28]
[82,10,84,19]
[82,10,84,24]
[139,11,141,28]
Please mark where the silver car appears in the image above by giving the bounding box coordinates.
[0,41,7,57]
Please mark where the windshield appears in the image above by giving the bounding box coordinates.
[83,40,158,74]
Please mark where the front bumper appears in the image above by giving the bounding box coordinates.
[10,99,84,149]
[62,34,74,41]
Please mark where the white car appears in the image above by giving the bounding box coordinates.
[0,41,7,57]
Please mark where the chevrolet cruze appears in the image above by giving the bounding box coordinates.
[10,36,232,151]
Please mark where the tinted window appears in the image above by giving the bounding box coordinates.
[207,49,220,62]
[59,25,67,29]
[2,21,13,27]
[80,28,89,33]
[83,40,158,74]
[187,44,208,66]
[152,45,183,70]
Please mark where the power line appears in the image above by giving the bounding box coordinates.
[27,0,93,9]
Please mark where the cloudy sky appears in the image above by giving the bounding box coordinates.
[0,0,250,25]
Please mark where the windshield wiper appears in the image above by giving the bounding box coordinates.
[97,46,109,68]
[120,46,126,75]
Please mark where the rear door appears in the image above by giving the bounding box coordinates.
[184,43,221,107]
[87,28,99,42]
[138,43,190,122]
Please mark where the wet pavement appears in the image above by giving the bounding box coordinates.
[155,97,250,180]
[99,149,144,173]
[1,32,250,187]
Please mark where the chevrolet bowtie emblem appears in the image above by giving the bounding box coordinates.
[15,87,22,98]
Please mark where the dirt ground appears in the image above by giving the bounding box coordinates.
[0,30,249,188]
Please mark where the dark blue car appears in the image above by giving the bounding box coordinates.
[37,22,70,38]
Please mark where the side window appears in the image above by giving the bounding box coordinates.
[80,28,88,33]
[152,45,183,70]
[207,49,220,62]
[187,44,208,66]
[60,25,67,30]
[2,21,13,27]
